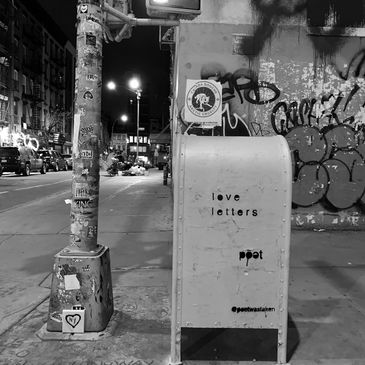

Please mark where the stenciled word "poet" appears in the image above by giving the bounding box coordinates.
[239,249,263,266]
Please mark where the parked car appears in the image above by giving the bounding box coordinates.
[62,154,73,170]
[0,146,46,176]
[38,149,67,171]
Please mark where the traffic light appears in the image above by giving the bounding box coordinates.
[146,0,201,18]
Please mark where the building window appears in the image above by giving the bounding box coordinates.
[44,62,48,80]
[45,35,49,55]
[14,100,18,115]
[22,74,27,93]
[13,71,19,91]
[14,10,19,28]
[14,38,19,54]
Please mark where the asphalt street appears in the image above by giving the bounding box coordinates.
[0,170,73,213]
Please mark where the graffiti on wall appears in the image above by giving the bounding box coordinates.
[12,132,40,150]
[337,49,365,81]
[247,0,365,58]
[201,64,280,105]
[271,51,365,212]
[196,55,365,212]
[270,84,365,135]
[286,124,365,211]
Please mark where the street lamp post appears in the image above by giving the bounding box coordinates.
[110,114,128,149]
[107,78,141,161]
[128,77,142,161]
[136,89,141,160]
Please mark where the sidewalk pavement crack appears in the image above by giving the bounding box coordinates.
[0,234,15,246]
[0,232,69,236]
[38,272,52,288]
[345,297,365,318]
[100,229,173,234]
[0,294,49,337]
[112,265,172,272]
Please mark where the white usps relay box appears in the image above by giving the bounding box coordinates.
[170,135,292,365]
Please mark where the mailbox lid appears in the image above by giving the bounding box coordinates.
[176,135,292,328]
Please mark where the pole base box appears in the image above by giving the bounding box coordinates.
[46,245,113,332]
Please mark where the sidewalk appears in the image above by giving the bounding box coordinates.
[0,170,365,364]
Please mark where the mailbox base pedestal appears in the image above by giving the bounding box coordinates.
[46,245,113,333]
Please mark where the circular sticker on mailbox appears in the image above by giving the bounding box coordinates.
[186,80,222,118]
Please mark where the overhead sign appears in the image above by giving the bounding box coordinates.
[146,0,201,18]
[185,79,222,127]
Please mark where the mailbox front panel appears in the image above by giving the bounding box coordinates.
[176,135,291,330]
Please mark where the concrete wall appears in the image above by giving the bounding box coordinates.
[173,0,365,229]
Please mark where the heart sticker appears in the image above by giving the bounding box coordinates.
[80,5,88,13]
[65,314,81,328]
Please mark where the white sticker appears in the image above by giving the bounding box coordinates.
[81,150,93,159]
[73,114,81,155]
[62,308,85,333]
[64,274,80,290]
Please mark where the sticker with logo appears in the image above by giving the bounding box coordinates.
[78,106,86,116]
[86,14,99,24]
[83,91,93,100]
[80,4,88,13]
[80,150,93,159]
[80,125,94,136]
[74,183,89,198]
[74,198,91,209]
[87,225,97,238]
[65,314,81,328]
[86,74,98,82]
[86,32,96,46]
[186,80,221,118]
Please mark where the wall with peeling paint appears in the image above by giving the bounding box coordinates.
[174,1,365,229]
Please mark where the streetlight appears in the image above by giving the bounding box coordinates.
[106,78,142,160]
[128,77,142,160]
[106,81,116,91]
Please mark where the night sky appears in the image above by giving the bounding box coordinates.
[37,0,171,129]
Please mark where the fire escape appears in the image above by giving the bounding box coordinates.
[0,1,10,128]
[21,23,44,131]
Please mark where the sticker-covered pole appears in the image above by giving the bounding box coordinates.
[68,0,104,253]
[43,1,114,335]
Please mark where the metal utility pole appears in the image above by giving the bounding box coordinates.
[41,0,180,338]
[136,89,140,160]
[45,0,113,335]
